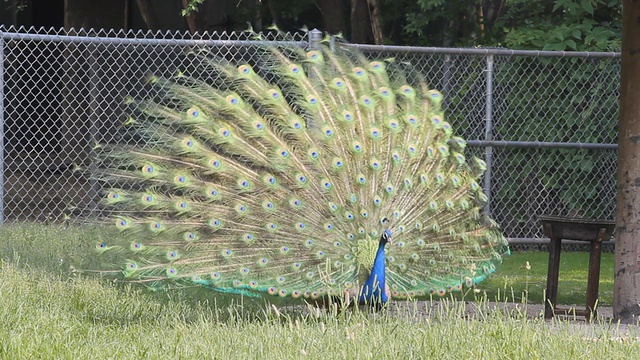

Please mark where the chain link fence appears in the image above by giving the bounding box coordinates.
[0,26,620,243]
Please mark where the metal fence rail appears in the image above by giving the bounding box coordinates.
[0,26,620,240]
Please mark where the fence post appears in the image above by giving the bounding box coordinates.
[87,44,101,216]
[483,55,495,216]
[308,28,322,50]
[0,35,5,224]
[306,29,323,131]
[442,54,452,109]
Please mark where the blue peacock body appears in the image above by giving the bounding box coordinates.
[94,41,509,306]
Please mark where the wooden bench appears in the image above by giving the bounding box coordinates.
[538,215,615,321]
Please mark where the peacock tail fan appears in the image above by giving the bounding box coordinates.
[92,40,509,303]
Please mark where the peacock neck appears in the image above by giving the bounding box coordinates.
[359,231,390,306]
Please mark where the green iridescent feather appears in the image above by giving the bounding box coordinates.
[93,40,509,303]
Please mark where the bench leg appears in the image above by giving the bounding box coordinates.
[586,232,604,321]
[545,237,562,319]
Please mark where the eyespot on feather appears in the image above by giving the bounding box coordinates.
[186,107,200,118]
[369,61,385,72]
[306,50,322,61]
[288,63,303,76]
[237,64,254,76]
[225,94,240,106]
[352,67,367,78]
[266,88,282,100]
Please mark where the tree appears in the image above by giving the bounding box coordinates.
[64,0,127,30]
[614,0,640,324]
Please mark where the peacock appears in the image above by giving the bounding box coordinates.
[92,39,509,308]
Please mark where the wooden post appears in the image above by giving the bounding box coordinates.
[614,0,640,324]
[544,224,561,319]
[586,228,606,321]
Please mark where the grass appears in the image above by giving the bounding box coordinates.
[0,223,638,359]
[478,251,614,306]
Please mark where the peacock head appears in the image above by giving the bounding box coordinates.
[380,229,392,246]
[380,217,392,245]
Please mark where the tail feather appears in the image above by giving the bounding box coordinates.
[93,42,509,301]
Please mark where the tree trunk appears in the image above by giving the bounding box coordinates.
[614,0,640,324]
[0,0,17,26]
[482,0,504,38]
[64,0,126,29]
[253,0,263,32]
[181,0,199,33]
[178,0,237,33]
[367,0,383,44]
[350,0,373,43]
[136,0,157,30]
[316,0,348,36]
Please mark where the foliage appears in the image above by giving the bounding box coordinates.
[176,0,621,49]
[500,0,621,50]
[181,0,206,16]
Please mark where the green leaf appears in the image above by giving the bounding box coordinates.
[581,0,594,15]
[571,29,582,39]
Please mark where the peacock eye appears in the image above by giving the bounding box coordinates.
[229,97,238,104]
[269,90,280,99]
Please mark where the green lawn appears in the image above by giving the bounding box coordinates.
[477,250,614,306]
[0,224,637,359]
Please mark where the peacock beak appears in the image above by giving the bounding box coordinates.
[383,229,393,244]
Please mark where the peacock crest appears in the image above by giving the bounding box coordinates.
[93,40,509,306]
